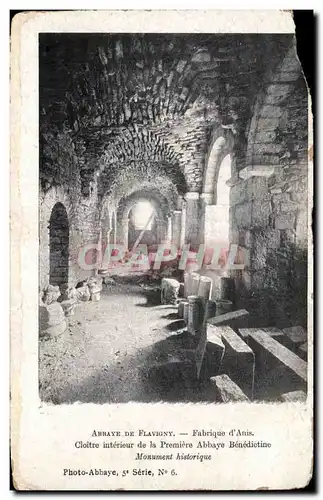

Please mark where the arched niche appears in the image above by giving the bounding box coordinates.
[202,154,232,247]
[246,46,304,168]
[39,186,72,290]
[49,202,69,286]
[203,136,227,202]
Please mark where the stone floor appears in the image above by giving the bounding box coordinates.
[39,276,216,404]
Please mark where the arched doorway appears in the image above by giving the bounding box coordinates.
[128,201,156,250]
[49,202,69,286]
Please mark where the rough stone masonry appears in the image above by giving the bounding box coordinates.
[39,33,309,328]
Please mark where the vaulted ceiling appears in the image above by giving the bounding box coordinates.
[39,33,294,198]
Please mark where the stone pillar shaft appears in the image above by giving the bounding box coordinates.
[167,216,172,242]
[184,192,201,249]
[171,210,182,249]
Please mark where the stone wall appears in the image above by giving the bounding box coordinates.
[230,46,309,328]
[49,202,69,286]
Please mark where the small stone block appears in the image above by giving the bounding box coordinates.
[177,300,188,318]
[161,278,180,305]
[282,326,307,346]
[240,327,288,347]
[60,299,77,317]
[298,342,308,361]
[91,291,101,302]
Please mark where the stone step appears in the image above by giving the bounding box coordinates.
[210,374,250,403]
[282,326,307,351]
[216,325,255,399]
[207,309,249,331]
[242,329,307,396]
[239,327,290,348]
[240,326,308,352]
[195,329,207,380]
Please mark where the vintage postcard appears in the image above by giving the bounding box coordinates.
[11,9,313,490]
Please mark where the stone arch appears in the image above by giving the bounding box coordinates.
[246,45,304,167]
[49,202,69,286]
[99,161,187,203]
[96,129,187,198]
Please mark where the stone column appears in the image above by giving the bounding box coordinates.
[171,210,182,249]
[184,192,201,250]
[187,295,205,337]
[180,201,186,247]
[116,215,129,249]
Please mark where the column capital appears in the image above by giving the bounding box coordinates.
[185,192,200,201]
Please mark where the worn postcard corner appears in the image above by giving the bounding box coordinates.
[10,9,313,491]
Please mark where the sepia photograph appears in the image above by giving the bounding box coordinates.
[10,9,314,491]
[38,31,309,405]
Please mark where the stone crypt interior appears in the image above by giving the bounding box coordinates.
[39,33,309,404]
